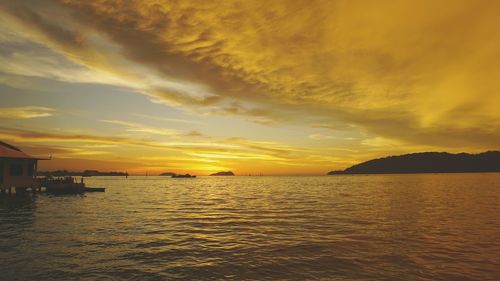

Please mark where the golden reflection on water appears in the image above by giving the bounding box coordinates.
[0,173,499,280]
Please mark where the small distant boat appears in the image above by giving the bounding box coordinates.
[38,177,105,194]
[171,174,196,178]
[85,187,106,192]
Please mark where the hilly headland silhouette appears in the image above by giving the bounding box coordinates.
[210,171,235,176]
[159,172,176,176]
[328,151,500,175]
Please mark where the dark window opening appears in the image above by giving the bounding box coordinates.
[0,164,4,184]
[10,164,23,176]
[27,164,34,176]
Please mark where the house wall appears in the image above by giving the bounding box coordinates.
[0,158,37,189]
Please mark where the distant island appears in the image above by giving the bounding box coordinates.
[210,171,235,176]
[38,170,128,177]
[328,151,500,175]
[159,172,176,176]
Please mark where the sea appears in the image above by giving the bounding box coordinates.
[0,173,499,280]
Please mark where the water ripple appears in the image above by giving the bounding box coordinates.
[0,174,499,280]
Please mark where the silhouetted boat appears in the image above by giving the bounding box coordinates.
[85,187,106,192]
[171,174,196,178]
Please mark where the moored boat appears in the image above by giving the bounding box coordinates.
[38,176,105,194]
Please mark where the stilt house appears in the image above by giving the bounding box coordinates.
[0,141,46,190]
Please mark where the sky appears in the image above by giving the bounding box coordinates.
[0,0,499,175]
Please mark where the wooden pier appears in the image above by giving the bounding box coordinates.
[0,179,105,196]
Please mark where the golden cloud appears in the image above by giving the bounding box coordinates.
[1,0,499,151]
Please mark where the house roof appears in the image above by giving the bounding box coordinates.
[0,141,39,159]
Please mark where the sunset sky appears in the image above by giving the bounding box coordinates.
[1,0,499,175]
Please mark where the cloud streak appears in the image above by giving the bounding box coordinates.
[132,113,203,125]
[0,106,55,119]
[101,119,180,137]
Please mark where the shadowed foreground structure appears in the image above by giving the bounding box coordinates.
[0,141,45,193]
[328,151,500,175]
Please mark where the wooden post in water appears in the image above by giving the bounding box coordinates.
[16,187,27,195]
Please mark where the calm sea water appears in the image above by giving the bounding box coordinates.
[0,174,499,280]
